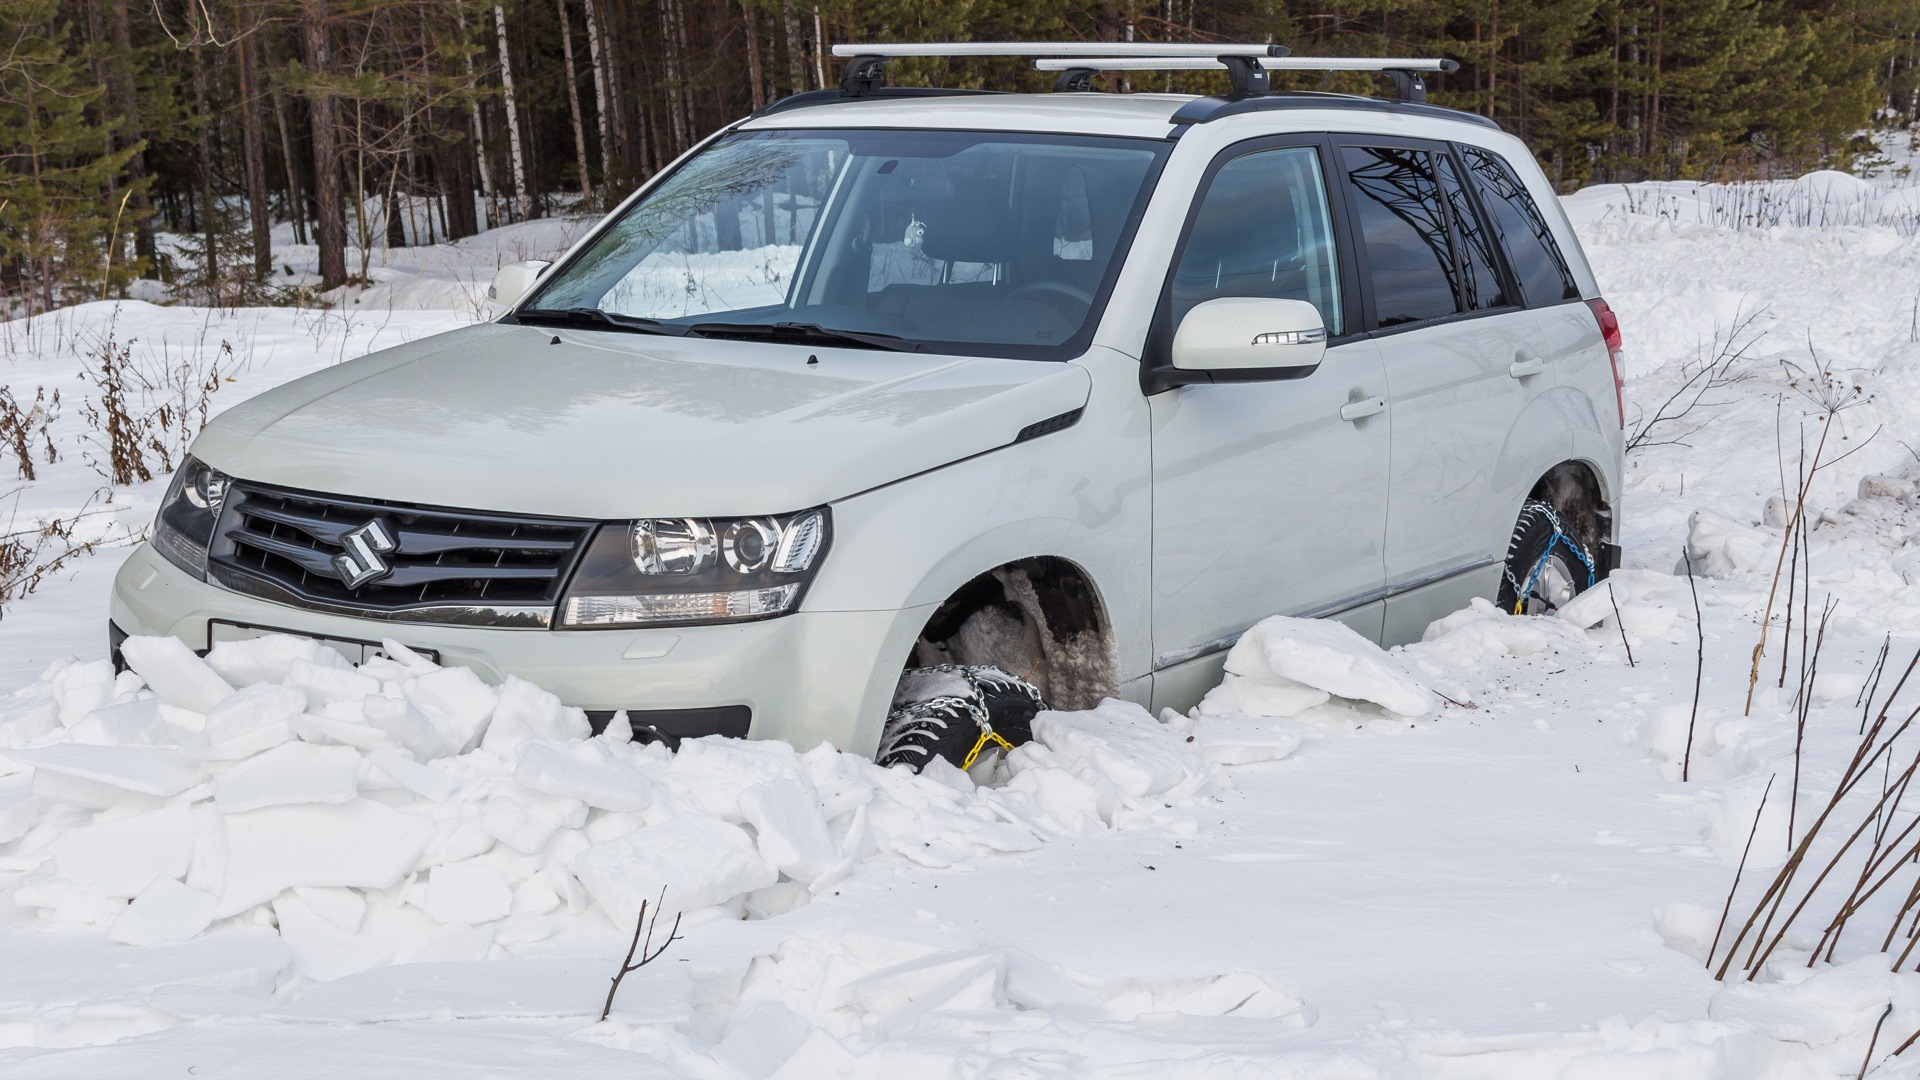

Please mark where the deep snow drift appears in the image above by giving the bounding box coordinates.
[5,140,1920,1075]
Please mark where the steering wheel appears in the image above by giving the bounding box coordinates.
[1007,281,1095,319]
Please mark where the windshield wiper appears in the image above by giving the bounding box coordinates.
[687,321,929,353]
[515,307,692,336]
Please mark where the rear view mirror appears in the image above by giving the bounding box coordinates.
[488,260,552,310]
[1171,297,1328,375]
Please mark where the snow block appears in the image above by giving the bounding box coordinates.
[110,877,218,946]
[423,860,513,925]
[1223,617,1431,716]
[6,743,204,798]
[1033,700,1208,799]
[49,802,193,897]
[401,667,498,756]
[68,697,170,747]
[481,676,591,756]
[205,684,308,744]
[514,739,653,812]
[358,695,453,760]
[737,778,838,884]
[573,814,777,927]
[216,799,436,916]
[206,634,354,687]
[119,636,235,712]
[284,659,381,708]
[214,742,362,812]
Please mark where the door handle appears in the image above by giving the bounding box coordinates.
[1508,357,1547,378]
[1339,396,1386,422]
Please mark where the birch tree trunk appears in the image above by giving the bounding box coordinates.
[271,85,307,246]
[493,2,530,222]
[782,5,807,93]
[458,5,497,228]
[581,0,614,181]
[556,0,593,201]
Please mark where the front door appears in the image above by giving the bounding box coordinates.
[1147,140,1391,708]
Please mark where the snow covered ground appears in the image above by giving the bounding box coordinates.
[5,137,1920,1076]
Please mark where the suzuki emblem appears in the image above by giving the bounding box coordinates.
[334,518,398,588]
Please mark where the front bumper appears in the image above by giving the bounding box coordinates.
[110,541,930,756]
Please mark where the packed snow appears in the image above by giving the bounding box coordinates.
[4,134,1920,1074]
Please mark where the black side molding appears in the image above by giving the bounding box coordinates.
[586,705,752,748]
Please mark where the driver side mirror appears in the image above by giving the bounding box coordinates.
[1171,297,1328,375]
[489,260,552,310]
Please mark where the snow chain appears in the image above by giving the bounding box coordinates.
[962,727,1018,770]
[1508,503,1598,615]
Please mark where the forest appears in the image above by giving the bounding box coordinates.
[0,0,1915,312]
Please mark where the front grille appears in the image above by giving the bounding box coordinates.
[207,482,595,623]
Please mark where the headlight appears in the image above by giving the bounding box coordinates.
[150,457,228,579]
[558,508,830,628]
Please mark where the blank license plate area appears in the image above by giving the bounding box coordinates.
[208,619,439,666]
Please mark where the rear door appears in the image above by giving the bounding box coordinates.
[1147,138,1390,706]
[1334,140,1550,642]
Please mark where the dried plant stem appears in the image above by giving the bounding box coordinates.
[1860,1003,1894,1079]
[1747,415,1833,716]
[1607,581,1635,667]
[1709,774,1775,970]
[599,888,683,1022]
[1683,550,1705,782]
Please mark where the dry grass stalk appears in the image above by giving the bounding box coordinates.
[1683,550,1705,782]
[0,387,59,481]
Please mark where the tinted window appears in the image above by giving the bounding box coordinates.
[1172,146,1343,335]
[1462,147,1578,305]
[1436,151,1509,310]
[1343,146,1456,327]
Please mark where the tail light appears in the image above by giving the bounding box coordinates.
[1587,297,1625,429]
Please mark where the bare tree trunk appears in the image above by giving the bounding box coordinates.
[106,0,156,271]
[743,7,764,110]
[236,22,273,281]
[810,6,826,89]
[190,32,219,290]
[581,0,614,181]
[493,3,530,222]
[659,0,688,153]
[556,0,592,202]
[272,85,308,247]
[302,2,348,289]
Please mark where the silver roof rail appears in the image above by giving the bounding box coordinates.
[828,42,1291,59]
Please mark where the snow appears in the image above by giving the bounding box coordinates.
[3,147,1920,1073]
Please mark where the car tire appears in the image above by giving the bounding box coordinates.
[875,665,1044,773]
[1497,500,1600,616]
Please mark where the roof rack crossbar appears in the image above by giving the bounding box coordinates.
[1032,56,1457,102]
[829,42,1290,59]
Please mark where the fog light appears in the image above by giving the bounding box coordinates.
[562,585,799,626]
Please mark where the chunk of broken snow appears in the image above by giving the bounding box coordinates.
[1195,674,1329,719]
[423,860,513,925]
[205,684,307,745]
[68,697,171,747]
[365,749,459,802]
[48,803,193,897]
[1222,617,1431,716]
[1032,700,1208,799]
[573,814,777,925]
[514,739,652,811]
[1187,717,1305,765]
[738,777,839,884]
[214,743,362,812]
[481,676,590,755]
[110,877,218,946]
[1682,508,1776,579]
[401,667,498,756]
[118,636,234,712]
[6,743,205,797]
[206,634,354,687]
[216,798,436,916]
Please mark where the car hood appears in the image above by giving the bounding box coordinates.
[192,323,1092,519]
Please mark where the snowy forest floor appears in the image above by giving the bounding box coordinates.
[4,137,1920,1077]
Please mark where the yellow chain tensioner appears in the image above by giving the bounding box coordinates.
[962,727,1016,769]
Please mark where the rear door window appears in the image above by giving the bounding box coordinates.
[1341,146,1456,327]
[1435,151,1510,311]
[1172,145,1344,336]
[1461,146,1578,305]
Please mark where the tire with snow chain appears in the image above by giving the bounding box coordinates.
[875,665,1045,773]
[1497,500,1600,616]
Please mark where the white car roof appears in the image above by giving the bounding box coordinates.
[737,91,1504,144]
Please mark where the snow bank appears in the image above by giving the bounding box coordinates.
[0,635,1218,984]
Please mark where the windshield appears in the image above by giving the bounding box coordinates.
[523,128,1168,359]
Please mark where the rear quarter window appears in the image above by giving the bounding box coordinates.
[1461,147,1578,305]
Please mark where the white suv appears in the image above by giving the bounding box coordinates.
[112,45,1625,769]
